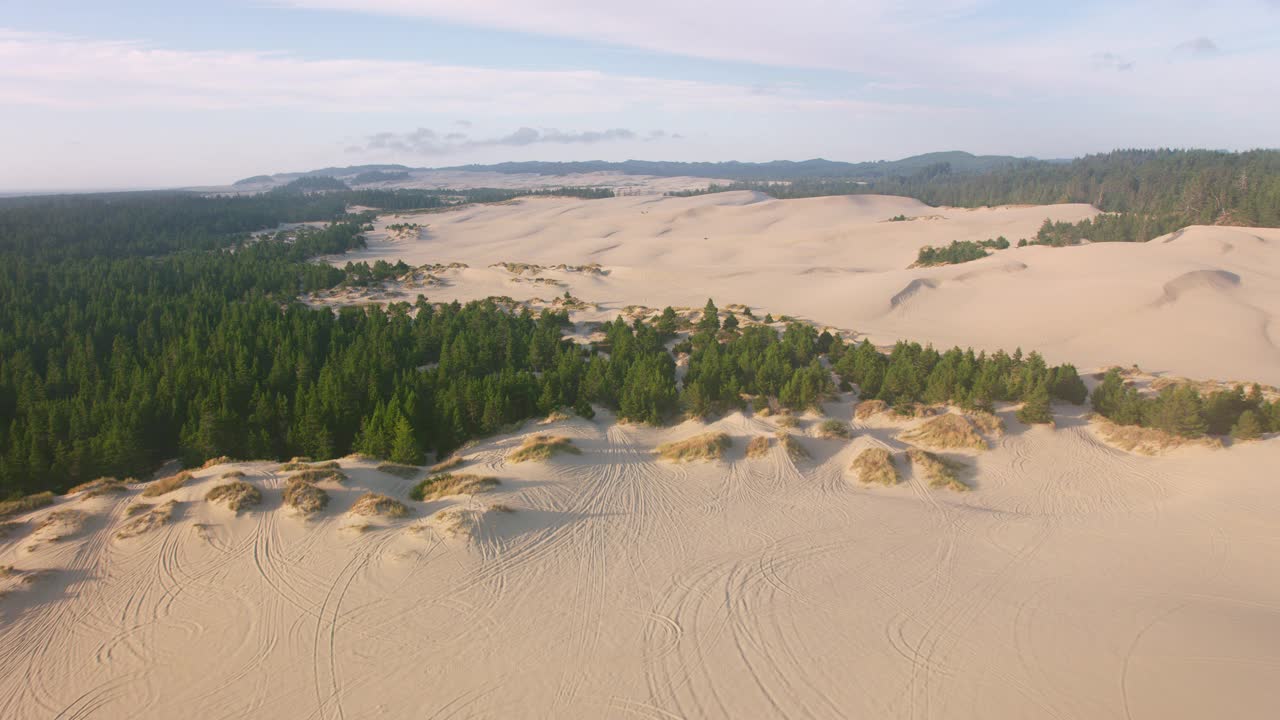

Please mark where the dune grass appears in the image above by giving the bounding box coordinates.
[124,502,150,517]
[376,463,421,479]
[776,432,810,460]
[410,473,500,502]
[655,432,732,462]
[906,449,969,492]
[541,409,572,424]
[36,509,88,540]
[205,481,262,513]
[817,419,852,439]
[966,410,1006,436]
[774,414,799,429]
[221,470,246,479]
[283,479,329,514]
[746,436,771,458]
[854,399,888,420]
[141,471,193,498]
[287,468,347,484]
[349,492,409,518]
[850,448,899,486]
[509,435,581,463]
[115,500,178,539]
[0,491,55,520]
[67,477,127,498]
[899,414,988,451]
[429,455,465,473]
[200,455,235,469]
[1092,416,1221,455]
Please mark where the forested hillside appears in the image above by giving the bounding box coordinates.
[677,149,1280,242]
[2,183,1276,499]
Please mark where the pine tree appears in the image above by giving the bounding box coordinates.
[1016,381,1053,424]
[1231,410,1263,441]
[697,298,720,334]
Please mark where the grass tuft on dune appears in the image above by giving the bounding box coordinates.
[115,500,179,539]
[850,448,899,486]
[655,432,731,462]
[349,492,409,518]
[410,473,499,502]
[0,492,55,520]
[509,435,582,463]
[776,432,810,460]
[283,478,329,515]
[899,414,988,451]
[906,449,969,492]
[376,463,421,479]
[142,471,193,498]
[205,481,262,513]
[817,419,852,439]
[745,436,771,458]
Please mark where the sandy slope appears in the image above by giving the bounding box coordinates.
[331,192,1280,385]
[2,405,1278,719]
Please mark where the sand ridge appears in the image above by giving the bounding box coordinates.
[1,405,1278,718]
[327,193,1280,385]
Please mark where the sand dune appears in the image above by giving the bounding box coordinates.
[2,406,1278,719]
[332,192,1280,385]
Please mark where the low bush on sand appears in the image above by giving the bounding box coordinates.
[376,463,421,479]
[746,436,771,458]
[817,419,852,439]
[115,500,178,539]
[509,435,581,463]
[541,409,572,424]
[279,458,336,471]
[142,471,192,498]
[36,509,88,541]
[0,492,55,520]
[906,449,969,492]
[349,492,409,518]
[283,479,329,514]
[67,477,127,498]
[850,448,899,486]
[429,455,465,473]
[205,481,262,513]
[774,414,799,429]
[854,399,887,420]
[1092,416,1222,455]
[200,456,235,469]
[287,469,347,484]
[655,432,731,462]
[966,411,1006,436]
[221,470,246,479]
[899,414,988,451]
[410,473,500,501]
[776,432,809,460]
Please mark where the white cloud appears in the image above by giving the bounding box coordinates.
[354,126,666,155]
[0,29,940,115]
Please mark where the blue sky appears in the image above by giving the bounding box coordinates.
[2,0,1278,190]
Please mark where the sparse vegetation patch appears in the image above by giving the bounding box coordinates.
[142,471,192,498]
[410,473,500,501]
[746,436,771,458]
[0,492,55,520]
[115,500,178,539]
[817,419,852,439]
[205,481,262,513]
[850,448,899,486]
[899,414,988,451]
[906,449,969,492]
[509,435,582,463]
[376,463,421,479]
[283,479,329,514]
[349,492,409,518]
[655,432,731,462]
[776,432,809,460]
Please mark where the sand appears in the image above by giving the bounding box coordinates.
[4,192,1280,718]
[1,406,1278,719]
[329,192,1280,385]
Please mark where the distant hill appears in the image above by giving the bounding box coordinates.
[230,152,1037,187]
[442,152,1038,180]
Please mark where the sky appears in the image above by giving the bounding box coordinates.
[2,0,1278,191]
